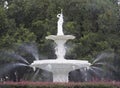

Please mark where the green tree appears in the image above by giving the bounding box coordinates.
[0,0,120,81]
[62,0,119,60]
[0,25,36,48]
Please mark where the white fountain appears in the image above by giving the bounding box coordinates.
[30,10,91,82]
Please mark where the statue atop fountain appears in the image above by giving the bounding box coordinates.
[30,10,91,82]
[57,9,64,35]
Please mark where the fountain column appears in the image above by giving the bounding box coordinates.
[55,40,66,60]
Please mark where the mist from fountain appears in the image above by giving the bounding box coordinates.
[85,52,115,81]
[18,43,39,60]
[69,51,116,82]
[92,52,114,64]
[0,51,29,64]
[0,49,31,81]
[0,44,115,82]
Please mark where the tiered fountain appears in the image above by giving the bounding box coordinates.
[30,10,91,82]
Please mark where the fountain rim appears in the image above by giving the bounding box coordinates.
[30,59,91,73]
[30,59,91,65]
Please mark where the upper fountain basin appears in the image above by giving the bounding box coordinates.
[46,35,75,40]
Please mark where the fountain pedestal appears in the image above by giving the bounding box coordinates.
[53,69,69,82]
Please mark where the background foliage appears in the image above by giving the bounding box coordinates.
[0,0,120,81]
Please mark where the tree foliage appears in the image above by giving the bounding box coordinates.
[0,0,120,81]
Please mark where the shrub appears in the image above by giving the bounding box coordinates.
[0,81,119,88]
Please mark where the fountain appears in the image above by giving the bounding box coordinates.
[30,10,91,82]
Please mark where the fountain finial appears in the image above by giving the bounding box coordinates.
[57,9,64,35]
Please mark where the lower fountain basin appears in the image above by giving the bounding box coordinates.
[30,59,91,82]
[30,59,91,72]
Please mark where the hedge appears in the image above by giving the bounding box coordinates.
[0,81,120,88]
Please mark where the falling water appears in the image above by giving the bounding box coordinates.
[68,52,116,82]
[91,66,104,73]
[85,52,116,81]
[31,69,40,81]
[88,67,103,78]
[55,40,66,59]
